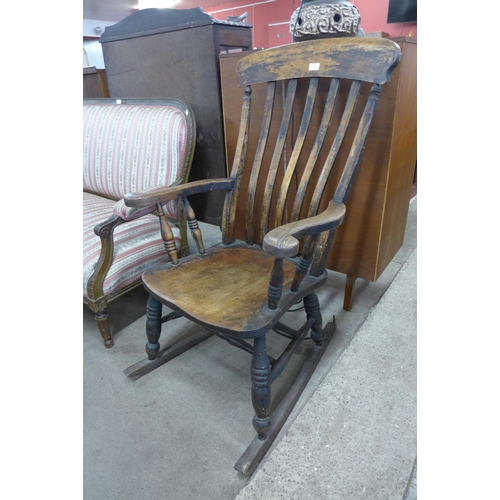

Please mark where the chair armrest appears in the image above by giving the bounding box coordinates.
[263,201,346,258]
[112,200,157,221]
[114,178,185,221]
[124,179,235,208]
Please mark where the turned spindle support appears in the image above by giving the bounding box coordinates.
[251,335,271,440]
[183,197,205,254]
[145,295,163,360]
[268,258,284,309]
[303,292,324,345]
[157,203,179,265]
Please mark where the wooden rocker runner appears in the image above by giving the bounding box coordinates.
[123,37,401,475]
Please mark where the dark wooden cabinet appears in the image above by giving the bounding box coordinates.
[83,67,109,98]
[100,8,252,225]
[219,37,417,309]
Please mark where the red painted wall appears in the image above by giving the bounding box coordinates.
[207,0,301,48]
[207,0,417,48]
[353,0,417,38]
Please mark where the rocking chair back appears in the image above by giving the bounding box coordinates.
[222,37,401,277]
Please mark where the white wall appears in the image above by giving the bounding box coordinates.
[83,19,116,69]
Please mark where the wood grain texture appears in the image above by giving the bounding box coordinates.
[263,201,346,258]
[246,82,275,244]
[275,77,320,227]
[133,38,401,335]
[122,38,405,473]
[124,179,235,207]
[237,38,401,86]
[259,78,298,243]
[328,38,417,281]
[141,244,325,337]
[220,37,416,285]
[83,68,109,98]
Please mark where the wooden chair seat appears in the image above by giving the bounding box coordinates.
[143,243,326,338]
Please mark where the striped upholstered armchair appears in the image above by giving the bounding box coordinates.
[83,98,196,348]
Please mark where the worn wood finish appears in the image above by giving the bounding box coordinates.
[263,201,346,258]
[125,179,235,206]
[237,38,401,86]
[220,37,416,309]
[245,81,276,244]
[330,37,417,305]
[306,80,362,219]
[259,78,298,243]
[222,85,252,246]
[289,78,340,223]
[235,319,336,475]
[275,77,320,227]
[141,243,326,338]
[123,328,214,379]
[124,38,401,473]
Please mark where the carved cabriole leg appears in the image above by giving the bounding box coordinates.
[146,295,162,360]
[95,310,113,348]
[303,292,324,345]
[251,335,271,440]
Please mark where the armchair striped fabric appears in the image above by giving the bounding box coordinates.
[83,99,196,348]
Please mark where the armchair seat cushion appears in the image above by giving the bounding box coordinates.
[83,192,180,298]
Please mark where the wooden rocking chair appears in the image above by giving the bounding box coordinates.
[123,37,401,474]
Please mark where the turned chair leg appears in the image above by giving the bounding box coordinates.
[146,295,163,360]
[251,335,271,441]
[304,292,324,345]
[95,310,114,348]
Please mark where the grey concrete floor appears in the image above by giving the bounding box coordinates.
[83,197,417,499]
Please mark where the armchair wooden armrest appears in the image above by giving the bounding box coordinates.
[124,179,235,261]
[263,201,346,259]
[263,201,346,310]
[124,179,235,208]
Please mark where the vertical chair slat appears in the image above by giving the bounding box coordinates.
[307,80,362,218]
[290,78,340,222]
[309,83,381,277]
[222,85,253,245]
[274,77,319,228]
[226,37,401,279]
[334,84,381,204]
[258,78,298,245]
[246,82,276,244]
[301,81,362,280]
